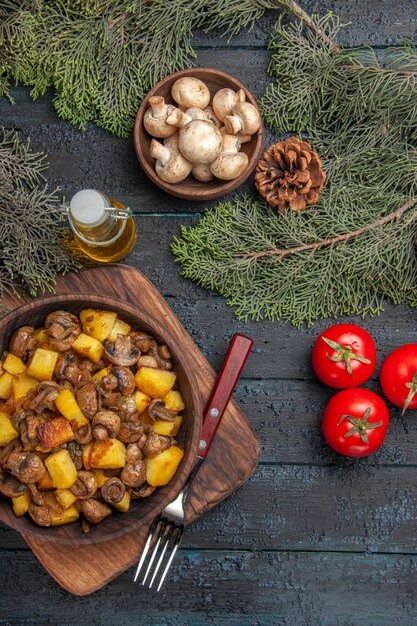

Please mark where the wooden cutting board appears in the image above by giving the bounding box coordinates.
[0,265,259,595]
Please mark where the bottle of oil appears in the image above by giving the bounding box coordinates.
[64,189,137,263]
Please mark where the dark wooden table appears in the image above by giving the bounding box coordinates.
[1,1,417,624]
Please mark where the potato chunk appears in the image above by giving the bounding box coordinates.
[27,348,59,381]
[3,354,26,375]
[0,412,18,446]
[12,491,31,517]
[12,373,39,402]
[72,333,104,363]
[55,488,78,509]
[146,446,184,487]
[50,504,79,526]
[80,309,117,342]
[38,416,75,451]
[135,367,176,398]
[107,318,131,342]
[91,367,109,382]
[45,449,77,489]
[54,389,89,430]
[83,439,126,469]
[163,390,185,413]
[113,490,131,513]
[153,415,183,437]
[33,328,49,343]
[134,390,152,415]
[0,372,13,400]
[38,470,54,491]
[92,468,108,487]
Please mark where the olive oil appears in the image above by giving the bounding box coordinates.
[66,190,137,263]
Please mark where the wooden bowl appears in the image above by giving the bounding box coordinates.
[0,293,202,545]
[134,68,264,201]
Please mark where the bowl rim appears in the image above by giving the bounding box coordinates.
[0,293,202,545]
[134,67,264,200]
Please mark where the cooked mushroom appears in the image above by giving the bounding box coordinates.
[0,472,28,497]
[44,310,81,351]
[9,326,37,359]
[191,162,214,182]
[101,477,126,504]
[76,383,98,419]
[54,352,74,379]
[224,101,261,136]
[137,355,159,369]
[29,381,61,413]
[80,499,112,524]
[143,96,178,138]
[150,138,192,184]
[91,411,120,440]
[112,366,135,395]
[118,418,144,444]
[128,332,153,352]
[121,460,146,488]
[64,362,92,387]
[25,414,41,444]
[210,134,249,180]
[125,442,144,464]
[102,391,122,411]
[74,423,93,445]
[118,396,138,421]
[7,451,46,483]
[129,483,155,500]
[104,334,140,367]
[70,470,97,499]
[28,503,51,527]
[148,343,172,370]
[0,440,21,469]
[171,77,210,110]
[212,87,246,122]
[28,482,45,506]
[143,431,171,457]
[148,399,177,422]
[178,120,222,164]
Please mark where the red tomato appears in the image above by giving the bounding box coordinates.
[380,344,417,414]
[322,388,389,457]
[312,324,376,389]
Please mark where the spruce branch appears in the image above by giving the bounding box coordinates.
[0,128,82,301]
[237,197,417,260]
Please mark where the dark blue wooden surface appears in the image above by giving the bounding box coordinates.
[1,2,417,624]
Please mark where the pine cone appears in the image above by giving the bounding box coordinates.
[255,137,326,212]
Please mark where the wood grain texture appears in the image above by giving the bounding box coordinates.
[134,68,264,200]
[0,266,259,593]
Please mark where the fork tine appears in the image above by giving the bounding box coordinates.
[156,527,184,592]
[133,517,159,583]
[142,522,165,585]
[148,524,175,589]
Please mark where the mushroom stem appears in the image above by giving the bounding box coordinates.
[149,96,168,120]
[150,140,172,166]
[166,108,192,128]
[224,114,243,134]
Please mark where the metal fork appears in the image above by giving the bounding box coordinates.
[133,333,254,591]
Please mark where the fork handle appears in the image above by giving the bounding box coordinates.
[197,333,253,460]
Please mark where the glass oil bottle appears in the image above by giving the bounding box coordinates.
[63,189,137,263]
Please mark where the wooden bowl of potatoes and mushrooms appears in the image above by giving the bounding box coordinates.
[134,68,264,200]
[0,293,202,545]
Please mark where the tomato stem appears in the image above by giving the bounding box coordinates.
[402,371,417,415]
[322,336,371,376]
[338,407,383,444]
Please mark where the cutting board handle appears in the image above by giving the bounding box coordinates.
[197,333,254,460]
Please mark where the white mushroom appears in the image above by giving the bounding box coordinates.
[166,108,192,128]
[171,77,210,110]
[224,101,261,136]
[150,138,192,183]
[219,125,251,146]
[210,134,249,180]
[178,120,222,164]
[203,106,222,127]
[191,163,214,182]
[212,88,245,122]
[143,96,178,138]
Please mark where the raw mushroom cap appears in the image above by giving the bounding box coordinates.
[179,120,222,164]
[171,77,210,110]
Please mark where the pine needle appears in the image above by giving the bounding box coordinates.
[0,128,81,303]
